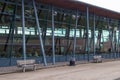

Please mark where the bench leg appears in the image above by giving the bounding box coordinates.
[34,66,36,71]
[23,67,25,72]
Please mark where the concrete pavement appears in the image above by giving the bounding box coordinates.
[0,60,120,80]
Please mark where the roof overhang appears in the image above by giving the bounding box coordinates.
[36,0,120,20]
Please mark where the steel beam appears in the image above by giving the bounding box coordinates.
[110,24,115,59]
[118,20,120,57]
[86,7,90,61]
[107,18,111,58]
[73,10,78,58]
[42,11,48,46]
[22,0,26,60]
[51,6,55,64]
[93,14,96,56]
[65,14,72,55]
[107,18,114,59]
[32,0,47,66]
[114,28,117,58]
[9,2,17,65]
[111,30,115,59]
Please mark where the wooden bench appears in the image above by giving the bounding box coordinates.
[17,59,37,72]
[93,55,102,63]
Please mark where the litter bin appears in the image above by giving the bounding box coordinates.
[69,57,75,66]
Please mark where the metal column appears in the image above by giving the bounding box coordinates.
[73,10,78,58]
[93,14,96,56]
[51,6,55,64]
[22,0,26,60]
[9,2,17,65]
[108,19,114,59]
[107,18,112,58]
[86,7,90,61]
[118,20,120,58]
[32,0,47,66]
[114,28,117,59]
[65,14,72,55]
[112,29,115,59]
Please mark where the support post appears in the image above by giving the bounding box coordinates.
[32,0,47,66]
[51,6,55,64]
[112,29,115,59]
[107,19,114,59]
[86,7,90,61]
[9,2,17,65]
[118,20,120,58]
[73,10,78,58]
[65,13,72,55]
[114,27,117,59]
[22,0,26,60]
[42,11,48,46]
[93,14,96,56]
[107,18,112,59]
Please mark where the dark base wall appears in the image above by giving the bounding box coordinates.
[0,53,120,67]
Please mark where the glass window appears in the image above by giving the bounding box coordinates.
[89,30,91,38]
[69,29,74,37]
[17,27,22,34]
[76,29,80,37]
[0,29,6,34]
[36,28,42,35]
[18,27,35,35]
[29,27,35,35]
[81,29,84,37]
[101,30,109,42]
[25,27,30,35]
[46,28,52,36]
[54,28,66,37]
[69,29,80,37]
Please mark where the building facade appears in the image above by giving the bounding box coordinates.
[0,0,120,66]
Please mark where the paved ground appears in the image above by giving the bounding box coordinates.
[0,60,120,80]
[0,61,87,74]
